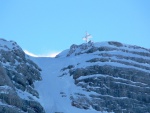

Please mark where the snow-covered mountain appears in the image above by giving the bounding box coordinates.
[0,39,150,113]
[31,41,150,113]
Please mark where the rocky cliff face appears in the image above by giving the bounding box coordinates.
[58,41,150,113]
[0,39,45,113]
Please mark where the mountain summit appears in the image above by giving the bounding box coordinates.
[0,39,150,113]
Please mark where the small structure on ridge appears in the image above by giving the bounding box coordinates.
[82,32,92,43]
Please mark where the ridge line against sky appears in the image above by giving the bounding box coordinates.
[0,0,150,56]
[24,50,60,58]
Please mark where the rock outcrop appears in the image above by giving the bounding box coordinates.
[0,39,45,113]
[59,41,150,113]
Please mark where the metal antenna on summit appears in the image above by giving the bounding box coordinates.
[82,32,92,43]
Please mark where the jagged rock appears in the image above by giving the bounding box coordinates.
[61,65,75,71]
[26,100,45,113]
[69,65,150,112]
[0,106,26,113]
[0,39,45,113]
[0,64,14,88]
[108,41,123,47]
[26,86,39,98]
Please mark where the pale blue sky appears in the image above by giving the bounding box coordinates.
[0,0,150,56]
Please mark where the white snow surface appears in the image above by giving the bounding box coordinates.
[30,55,109,113]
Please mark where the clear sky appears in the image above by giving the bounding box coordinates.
[0,0,150,57]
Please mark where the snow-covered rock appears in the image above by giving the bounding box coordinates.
[0,39,45,113]
[31,41,150,113]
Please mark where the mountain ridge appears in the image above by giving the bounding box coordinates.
[57,41,150,57]
[0,38,150,113]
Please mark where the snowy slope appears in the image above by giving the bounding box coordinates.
[31,56,107,113]
[30,41,150,113]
